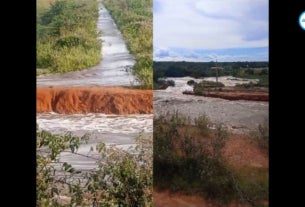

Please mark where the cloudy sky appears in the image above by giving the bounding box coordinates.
[153,0,268,62]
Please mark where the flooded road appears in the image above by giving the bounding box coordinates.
[37,4,137,87]
[154,76,268,134]
[37,5,150,171]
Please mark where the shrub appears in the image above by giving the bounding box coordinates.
[235,82,256,89]
[252,122,269,151]
[153,113,268,205]
[194,115,210,136]
[193,80,225,95]
[37,129,152,206]
[153,79,175,89]
[187,79,195,86]
[153,113,234,202]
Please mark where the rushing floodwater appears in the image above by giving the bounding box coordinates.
[37,113,153,135]
[154,76,268,134]
[37,4,137,87]
[37,113,153,170]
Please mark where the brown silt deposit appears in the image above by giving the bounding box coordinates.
[37,87,153,114]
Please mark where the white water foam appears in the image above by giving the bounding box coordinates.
[37,113,153,134]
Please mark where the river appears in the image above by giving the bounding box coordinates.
[154,76,268,134]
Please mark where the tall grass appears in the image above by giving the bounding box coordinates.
[37,0,101,74]
[37,0,55,17]
[154,113,268,206]
[103,0,153,89]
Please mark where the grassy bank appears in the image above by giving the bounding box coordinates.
[154,113,268,206]
[103,0,153,89]
[37,0,101,74]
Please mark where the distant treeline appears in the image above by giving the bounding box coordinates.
[154,61,269,81]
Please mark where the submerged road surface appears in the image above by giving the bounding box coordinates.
[37,4,137,87]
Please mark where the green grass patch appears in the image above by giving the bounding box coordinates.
[37,0,101,74]
[103,0,152,89]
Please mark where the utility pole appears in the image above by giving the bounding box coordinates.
[215,59,218,83]
[211,60,223,84]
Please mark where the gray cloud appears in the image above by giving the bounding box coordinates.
[153,0,269,61]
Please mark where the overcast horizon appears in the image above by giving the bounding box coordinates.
[153,0,269,62]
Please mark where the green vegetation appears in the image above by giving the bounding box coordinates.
[251,122,269,152]
[37,130,152,206]
[193,80,225,95]
[103,0,153,89]
[187,79,196,86]
[37,0,101,74]
[37,0,55,16]
[153,113,268,206]
[154,61,269,87]
[153,79,175,90]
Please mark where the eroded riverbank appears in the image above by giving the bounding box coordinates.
[37,86,152,114]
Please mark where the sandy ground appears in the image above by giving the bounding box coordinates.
[222,134,268,169]
[153,191,252,207]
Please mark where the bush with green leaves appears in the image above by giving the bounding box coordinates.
[187,79,196,86]
[153,79,175,89]
[193,80,225,95]
[37,130,152,206]
[153,113,268,206]
[37,0,101,74]
[103,0,152,89]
